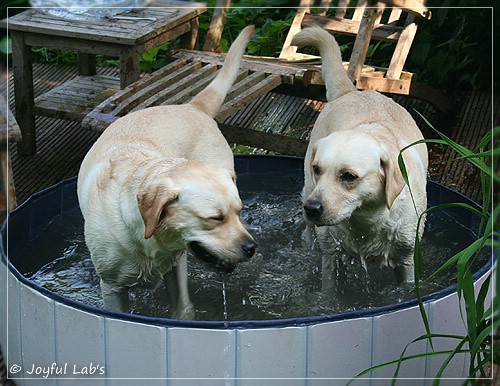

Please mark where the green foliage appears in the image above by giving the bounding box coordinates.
[198,0,296,57]
[407,3,493,91]
[352,122,498,384]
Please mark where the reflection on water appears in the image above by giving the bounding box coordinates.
[22,172,488,321]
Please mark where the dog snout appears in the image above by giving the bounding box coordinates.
[241,237,257,259]
[304,199,324,221]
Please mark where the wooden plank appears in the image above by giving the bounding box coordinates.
[335,0,350,18]
[216,74,283,121]
[111,61,203,116]
[347,7,383,82]
[24,33,124,56]
[131,63,219,112]
[161,72,218,105]
[302,13,402,42]
[352,0,367,21]
[386,15,418,79]
[318,0,332,16]
[179,17,199,50]
[140,21,193,52]
[218,123,307,156]
[174,50,305,78]
[226,71,266,101]
[278,0,312,60]
[356,75,411,94]
[99,58,189,114]
[33,75,120,121]
[82,111,118,132]
[223,90,276,127]
[388,8,403,23]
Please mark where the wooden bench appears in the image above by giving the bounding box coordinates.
[0,95,22,211]
[83,0,448,156]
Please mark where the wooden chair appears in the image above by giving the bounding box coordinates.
[280,0,428,91]
[83,0,448,156]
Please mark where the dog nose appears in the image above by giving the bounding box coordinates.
[304,200,323,219]
[242,238,256,258]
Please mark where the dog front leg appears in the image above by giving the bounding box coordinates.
[321,254,338,293]
[394,262,415,284]
[165,253,195,319]
[100,279,129,313]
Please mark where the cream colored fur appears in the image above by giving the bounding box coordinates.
[77,26,256,318]
[292,26,428,287]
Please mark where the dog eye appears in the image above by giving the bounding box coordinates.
[340,172,358,182]
[312,164,321,175]
[209,214,225,222]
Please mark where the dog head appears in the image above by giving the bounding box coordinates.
[303,129,405,226]
[137,160,256,273]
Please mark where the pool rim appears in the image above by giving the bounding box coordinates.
[2,155,493,330]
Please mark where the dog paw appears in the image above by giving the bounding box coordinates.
[172,302,196,320]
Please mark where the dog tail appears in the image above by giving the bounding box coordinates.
[189,25,255,118]
[291,26,355,102]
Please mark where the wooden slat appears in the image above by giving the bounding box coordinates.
[356,75,411,94]
[386,14,418,79]
[219,123,307,156]
[131,63,219,112]
[111,61,204,116]
[99,58,190,114]
[161,71,219,106]
[226,71,268,101]
[347,7,383,81]
[216,74,283,121]
[352,0,368,21]
[175,50,307,79]
[302,13,403,42]
[278,0,312,60]
[33,75,120,121]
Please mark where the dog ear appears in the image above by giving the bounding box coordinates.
[309,146,318,184]
[137,183,178,239]
[381,151,405,209]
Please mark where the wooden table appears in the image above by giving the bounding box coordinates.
[4,1,206,154]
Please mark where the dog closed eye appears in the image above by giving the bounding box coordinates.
[209,214,225,222]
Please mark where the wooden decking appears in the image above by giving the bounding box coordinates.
[1,61,495,207]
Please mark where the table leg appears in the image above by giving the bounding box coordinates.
[180,18,199,50]
[119,47,141,89]
[78,53,97,76]
[11,31,36,155]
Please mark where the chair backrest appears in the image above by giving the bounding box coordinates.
[279,0,431,87]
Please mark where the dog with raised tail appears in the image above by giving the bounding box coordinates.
[292,26,428,289]
[77,26,257,319]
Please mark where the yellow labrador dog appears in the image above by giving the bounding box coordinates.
[292,27,428,288]
[77,26,256,319]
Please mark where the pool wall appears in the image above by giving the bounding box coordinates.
[1,155,494,385]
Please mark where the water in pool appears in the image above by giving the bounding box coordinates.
[21,171,488,321]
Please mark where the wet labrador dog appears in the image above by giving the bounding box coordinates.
[292,27,428,288]
[77,26,257,319]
